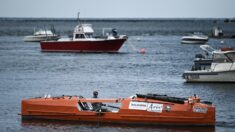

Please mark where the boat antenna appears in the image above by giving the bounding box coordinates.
[51,25,56,35]
[77,12,81,24]
[43,25,48,39]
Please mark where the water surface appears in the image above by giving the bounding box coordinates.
[0,18,235,132]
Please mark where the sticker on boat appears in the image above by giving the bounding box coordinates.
[129,102,163,112]
[193,106,208,113]
[165,105,171,112]
[129,102,147,110]
[147,103,163,113]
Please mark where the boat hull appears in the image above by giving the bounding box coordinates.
[183,70,235,82]
[40,38,127,52]
[21,114,214,126]
[181,39,208,44]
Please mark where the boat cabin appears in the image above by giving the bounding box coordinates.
[210,51,235,71]
[73,24,94,40]
[212,51,235,63]
[34,30,54,36]
[191,45,235,71]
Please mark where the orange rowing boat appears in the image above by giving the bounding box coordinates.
[21,93,215,126]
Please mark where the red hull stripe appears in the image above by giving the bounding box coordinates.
[40,39,127,52]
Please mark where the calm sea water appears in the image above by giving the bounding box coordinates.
[0,18,235,132]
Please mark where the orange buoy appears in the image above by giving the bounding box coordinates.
[140,48,146,54]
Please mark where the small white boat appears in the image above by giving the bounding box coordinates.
[23,27,60,42]
[183,45,235,82]
[181,32,209,44]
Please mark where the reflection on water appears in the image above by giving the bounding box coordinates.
[21,119,215,132]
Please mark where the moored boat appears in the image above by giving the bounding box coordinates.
[181,32,209,44]
[21,93,215,126]
[23,27,60,42]
[183,45,235,82]
[40,23,127,52]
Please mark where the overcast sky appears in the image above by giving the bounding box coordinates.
[0,0,234,18]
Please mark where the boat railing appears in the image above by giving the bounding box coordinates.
[79,98,122,103]
[225,57,235,70]
[200,45,215,55]
[211,63,217,72]
[102,28,113,36]
[102,28,119,38]
[229,63,234,71]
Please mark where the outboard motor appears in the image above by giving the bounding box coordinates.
[112,28,118,38]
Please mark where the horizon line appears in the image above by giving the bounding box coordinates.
[0,16,233,20]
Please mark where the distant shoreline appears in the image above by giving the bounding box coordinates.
[0,17,232,21]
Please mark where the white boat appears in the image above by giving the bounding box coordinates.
[23,27,60,42]
[183,45,235,82]
[181,32,209,44]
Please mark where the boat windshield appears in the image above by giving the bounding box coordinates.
[85,33,93,38]
[75,34,85,39]
[200,45,215,55]
[213,53,232,63]
[225,52,235,62]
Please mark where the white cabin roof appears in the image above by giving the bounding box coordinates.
[74,24,94,34]
[34,30,53,35]
[213,50,235,54]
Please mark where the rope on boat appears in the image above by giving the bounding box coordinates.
[127,40,138,52]
[127,40,146,54]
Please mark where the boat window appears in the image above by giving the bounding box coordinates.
[213,53,230,63]
[226,52,235,62]
[85,33,93,38]
[75,34,85,39]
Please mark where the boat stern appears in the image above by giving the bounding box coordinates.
[193,102,216,126]
[188,95,216,126]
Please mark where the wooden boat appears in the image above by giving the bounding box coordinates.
[21,93,215,126]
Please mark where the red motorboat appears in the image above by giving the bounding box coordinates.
[21,93,215,126]
[40,23,127,52]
